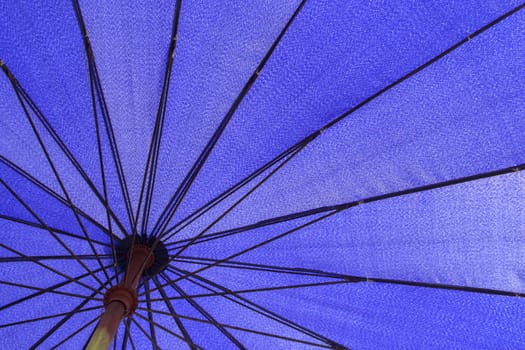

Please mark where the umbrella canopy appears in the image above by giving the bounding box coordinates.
[1,0,524,348]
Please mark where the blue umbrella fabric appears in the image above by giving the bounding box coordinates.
[1,0,524,348]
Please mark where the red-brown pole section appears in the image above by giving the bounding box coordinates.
[86,245,154,350]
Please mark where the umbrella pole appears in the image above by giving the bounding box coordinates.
[86,246,153,350]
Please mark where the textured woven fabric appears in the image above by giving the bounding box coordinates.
[0,1,524,348]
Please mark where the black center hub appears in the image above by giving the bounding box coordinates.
[115,236,169,277]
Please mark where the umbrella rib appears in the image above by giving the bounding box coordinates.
[171,256,344,278]
[0,305,101,329]
[168,163,525,251]
[144,280,160,350]
[137,95,163,236]
[165,267,341,347]
[72,0,135,230]
[165,254,525,299]
[152,276,197,349]
[338,276,525,299]
[136,0,182,236]
[148,279,349,301]
[165,205,339,250]
[169,143,305,261]
[0,242,103,295]
[121,321,129,350]
[51,314,101,350]
[165,221,291,250]
[0,264,109,313]
[87,42,120,284]
[0,177,107,287]
[161,1,525,243]
[0,155,114,240]
[3,80,112,284]
[0,254,112,263]
[312,164,525,214]
[0,279,102,300]
[0,64,130,236]
[168,265,525,300]
[29,282,109,349]
[138,306,332,348]
[159,272,246,349]
[167,257,344,279]
[91,61,135,231]
[123,318,137,350]
[0,214,110,247]
[149,0,307,238]
[129,317,159,347]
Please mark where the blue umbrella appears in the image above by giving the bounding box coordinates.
[1,0,524,348]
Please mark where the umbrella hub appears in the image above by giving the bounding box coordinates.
[116,236,169,277]
[126,244,155,270]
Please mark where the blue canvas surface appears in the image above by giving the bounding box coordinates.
[0,0,524,348]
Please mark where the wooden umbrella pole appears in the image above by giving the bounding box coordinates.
[86,245,154,350]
